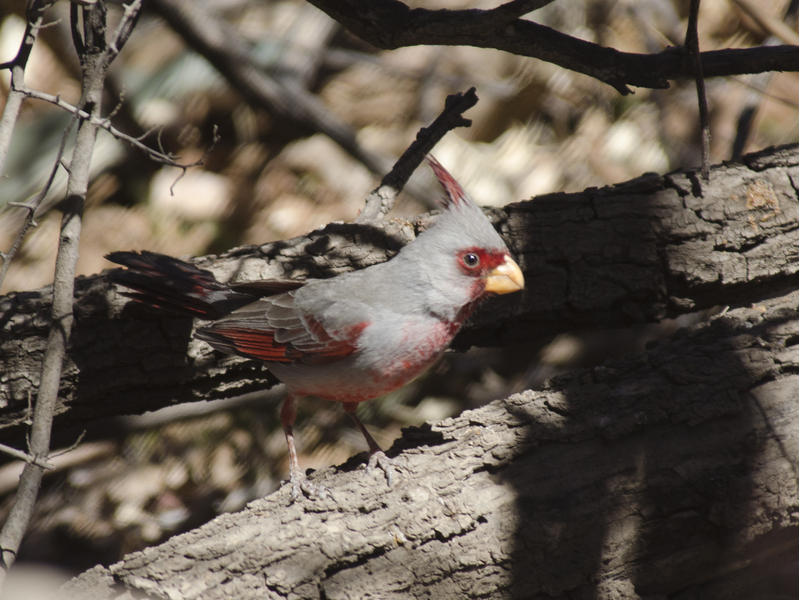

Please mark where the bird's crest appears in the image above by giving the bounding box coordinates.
[426,155,470,209]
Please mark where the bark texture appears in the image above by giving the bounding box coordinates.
[59,287,799,599]
[2,144,799,443]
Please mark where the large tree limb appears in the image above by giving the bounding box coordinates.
[306,0,799,94]
[2,143,799,444]
[59,285,799,599]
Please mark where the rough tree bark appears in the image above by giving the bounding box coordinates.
[58,284,799,599]
[2,143,799,445]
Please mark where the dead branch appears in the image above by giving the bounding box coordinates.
[0,443,54,470]
[355,87,478,223]
[0,0,54,174]
[685,0,711,180]
[19,88,187,166]
[306,0,799,95]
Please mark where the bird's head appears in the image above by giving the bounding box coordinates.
[397,156,524,320]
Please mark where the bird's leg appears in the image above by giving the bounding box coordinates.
[343,402,404,487]
[281,394,327,500]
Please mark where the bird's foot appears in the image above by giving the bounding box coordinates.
[366,451,406,488]
[288,466,328,501]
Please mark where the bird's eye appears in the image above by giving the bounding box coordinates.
[462,253,480,268]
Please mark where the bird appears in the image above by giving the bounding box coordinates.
[106,156,525,500]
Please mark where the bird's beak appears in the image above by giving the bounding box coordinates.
[484,255,525,294]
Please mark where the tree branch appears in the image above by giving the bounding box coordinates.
[59,286,799,599]
[2,142,799,445]
[306,0,799,94]
[0,0,53,176]
[0,0,57,290]
[685,0,711,180]
[0,443,54,470]
[19,88,187,166]
[355,87,478,223]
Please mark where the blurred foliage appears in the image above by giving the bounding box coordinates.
[1,0,798,585]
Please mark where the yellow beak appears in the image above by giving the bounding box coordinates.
[484,255,525,294]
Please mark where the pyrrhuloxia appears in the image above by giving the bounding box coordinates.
[107,156,524,499]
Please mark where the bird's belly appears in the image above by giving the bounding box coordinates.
[268,319,456,403]
[268,348,446,403]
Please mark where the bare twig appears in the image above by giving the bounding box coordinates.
[0,443,54,470]
[355,87,479,223]
[0,441,118,498]
[0,2,81,291]
[20,87,183,165]
[169,125,221,195]
[0,0,145,590]
[0,0,54,176]
[150,0,441,206]
[48,430,86,459]
[4,203,37,225]
[0,10,211,291]
[0,111,79,290]
[685,0,710,180]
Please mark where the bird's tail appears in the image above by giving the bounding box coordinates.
[106,250,253,320]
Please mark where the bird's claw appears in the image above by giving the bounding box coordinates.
[289,467,328,501]
[366,451,406,488]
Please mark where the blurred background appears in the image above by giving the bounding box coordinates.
[0,0,797,592]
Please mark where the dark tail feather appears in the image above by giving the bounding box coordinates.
[106,251,254,320]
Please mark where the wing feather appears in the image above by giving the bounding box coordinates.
[195,291,367,365]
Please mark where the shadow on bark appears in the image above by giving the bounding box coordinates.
[503,178,799,597]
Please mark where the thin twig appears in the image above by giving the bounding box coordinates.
[105,86,126,121]
[48,430,87,459]
[0,443,55,470]
[355,87,479,223]
[685,0,710,180]
[0,113,79,290]
[0,12,210,291]
[5,203,38,224]
[0,3,83,291]
[0,0,54,176]
[20,87,183,164]
[169,125,221,195]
